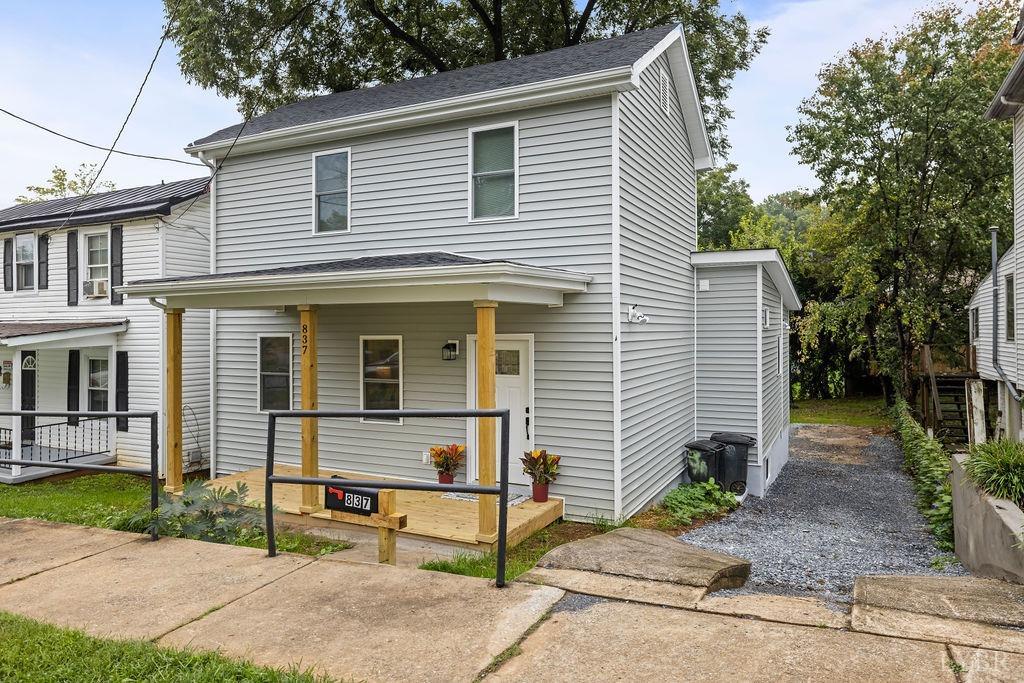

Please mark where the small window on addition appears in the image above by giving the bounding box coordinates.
[361,337,402,422]
[1007,275,1016,341]
[259,336,292,411]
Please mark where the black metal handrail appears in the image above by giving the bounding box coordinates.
[265,408,512,587]
[0,410,161,541]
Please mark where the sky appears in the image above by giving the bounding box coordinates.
[0,0,953,206]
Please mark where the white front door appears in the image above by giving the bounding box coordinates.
[468,336,533,488]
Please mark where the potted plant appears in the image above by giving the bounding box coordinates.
[521,449,560,502]
[429,443,465,484]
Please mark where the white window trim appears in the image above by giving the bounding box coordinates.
[256,333,293,414]
[359,335,403,425]
[761,305,771,329]
[13,231,38,293]
[658,67,670,115]
[310,146,352,236]
[80,226,112,302]
[467,120,519,223]
[1008,275,1016,342]
[84,354,110,412]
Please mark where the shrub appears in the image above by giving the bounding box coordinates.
[892,399,954,550]
[964,439,1024,508]
[120,480,264,545]
[660,481,738,526]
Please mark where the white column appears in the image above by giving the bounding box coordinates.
[11,349,21,478]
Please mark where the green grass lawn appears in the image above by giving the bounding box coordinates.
[0,611,334,682]
[790,396,889,429]
[0,473,348,557]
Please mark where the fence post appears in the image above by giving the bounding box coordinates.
[378,489,398,566]
[149,413,160,541]
[496,408,510,588]
[265,413,277,558]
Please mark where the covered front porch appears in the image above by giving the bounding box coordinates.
[122,252,590,549]
[0,321,127,484]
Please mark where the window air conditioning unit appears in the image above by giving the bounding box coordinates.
[83,279,109,299]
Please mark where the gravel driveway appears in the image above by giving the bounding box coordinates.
[679,424,966,603]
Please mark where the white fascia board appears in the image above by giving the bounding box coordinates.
[631,26,715,171]
[692,249,801,310]
[187,67,634,159]
[119,263,591,299]
[0,322,128,348]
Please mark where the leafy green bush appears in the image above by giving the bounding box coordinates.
[121,480,265,545]
[661,481,738,526]
[964,439,1024,508]
[892,399,953,550]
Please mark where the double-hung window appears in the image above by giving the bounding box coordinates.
[313,149,350,233]
[360,336,402,423]
[85,233,110,298]
[15,233,34,290]
[88,358,109,411]
[258,335,292,411]
[1008,275,1016,342]
[470,124,517,220]
[971,307,980,341]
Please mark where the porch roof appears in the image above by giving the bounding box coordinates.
[118,251,591,309]
[0,320,128,348]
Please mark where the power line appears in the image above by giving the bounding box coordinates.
[0,107,203,167]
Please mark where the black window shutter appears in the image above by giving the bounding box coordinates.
[67,350,80,426]
[115,351,129,431]
[37,235,48,290]
[67,231,78,306]
[3,238,11,291]
[110,225,123,305]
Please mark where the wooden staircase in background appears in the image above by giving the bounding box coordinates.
[919,344,975,445]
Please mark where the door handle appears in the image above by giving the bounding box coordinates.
[525,407,530,440]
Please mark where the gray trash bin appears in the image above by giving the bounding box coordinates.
[684,440,726,485]
[710,432,757,495]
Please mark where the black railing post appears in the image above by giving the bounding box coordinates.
[496,408,510,588]
[149,413,160,541]
[265,413,277,558]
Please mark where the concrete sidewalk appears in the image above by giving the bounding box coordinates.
[2,518,1023,682]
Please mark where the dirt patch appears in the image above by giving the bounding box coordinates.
[791,424,874,464]
[629,508,729,537]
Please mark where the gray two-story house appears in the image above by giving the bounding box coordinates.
[123,25,800,545]
[0,180,212,483]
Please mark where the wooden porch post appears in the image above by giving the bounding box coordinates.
[165,308,184,493]
[298,305,320,514]
[474,300,498,541]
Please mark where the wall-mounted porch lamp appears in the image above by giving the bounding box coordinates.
[442,340,460,361]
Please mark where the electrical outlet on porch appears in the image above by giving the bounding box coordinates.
[421,451,430,465]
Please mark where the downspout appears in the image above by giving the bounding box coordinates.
[991,226,1021,402]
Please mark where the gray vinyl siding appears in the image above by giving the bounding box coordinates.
[695,265,759,458]
[618,53,697,517]
[163,197,212,468]
[760,271,784,456]
[0,202,211,470]
[211,99,617,519]
[971,244,1016,384]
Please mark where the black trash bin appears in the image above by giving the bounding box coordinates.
[711,432,757,496]
[683,440,726,485]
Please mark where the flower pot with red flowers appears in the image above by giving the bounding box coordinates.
[429,443,465,484]
[521,449,560,502]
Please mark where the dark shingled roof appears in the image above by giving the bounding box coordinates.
[192,25,677,147]
[129,251,570,286]
[0,177,209,231]
[0,320,128,339]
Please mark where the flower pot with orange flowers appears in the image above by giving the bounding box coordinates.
[521,449,560,502]
[429,443,466,484]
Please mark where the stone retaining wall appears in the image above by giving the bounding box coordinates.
[952,453,1024,584]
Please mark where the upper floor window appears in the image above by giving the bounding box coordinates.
[84,232,109,299]
[313,148,350,234]
[971,307,980,341]
[469,124,517,221]
[15,233,34,290]
[1007,275,1016,341]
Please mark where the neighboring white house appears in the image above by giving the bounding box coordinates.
[0,179,211,483]
[123,25,800,522]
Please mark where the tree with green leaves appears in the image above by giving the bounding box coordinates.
[696,162,757,248]
[15,164,116,204]
[165,0,767,157]
[788,0,1018,399]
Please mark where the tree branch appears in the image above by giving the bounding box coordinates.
[361,0,450,72]
[466,0,504,61]
[568,0,597,45]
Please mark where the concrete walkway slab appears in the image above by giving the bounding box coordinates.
[0,519,141,586]
[159,559,563,683]
[695,592,849,629]
[520,567,705,608]
[948,645,1024,682]
[854,575,1024,628]
[491,600,954,682]
[535,527,749,591]
[0,536,311,640]
[851,605,1024,655]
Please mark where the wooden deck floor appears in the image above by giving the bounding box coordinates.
[208,465,563,551]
